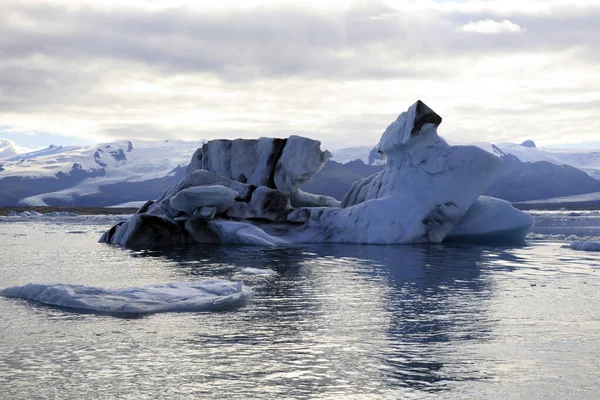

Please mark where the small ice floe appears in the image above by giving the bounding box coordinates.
[8,210,43,217]
[0,279,252,315]
[44,211,78,217]
[6,210,78,218]
[565,234,583,241]
[563,240,600,252]
[526,233,567,241]
[238,267,276,276]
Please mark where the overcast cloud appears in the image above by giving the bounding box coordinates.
[0,0,599,149]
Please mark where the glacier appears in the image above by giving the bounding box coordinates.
[100,101,534,247]
[0,279,252,315]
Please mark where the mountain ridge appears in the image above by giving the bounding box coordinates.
[2,138,600,206]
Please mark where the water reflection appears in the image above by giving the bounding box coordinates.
[3,220,600,398]
[125,243,508,394]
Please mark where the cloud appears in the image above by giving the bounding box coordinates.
[0,0,599,148]
[0,138,32,159]
[461,19,524,34]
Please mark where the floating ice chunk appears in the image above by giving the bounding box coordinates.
[5,210,78,218]
[10,210,45,217]
[565,234,583,241]
[0,279,252,315]
[565,240,600,252]
[238,268,276,275]
[446,196,534,242]
[526,233,567,241]
[169,185,238,214]
[44,211,79,217]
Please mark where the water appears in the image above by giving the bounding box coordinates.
[1,214,600,399]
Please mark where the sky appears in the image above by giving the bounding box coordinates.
[0,0,599,150]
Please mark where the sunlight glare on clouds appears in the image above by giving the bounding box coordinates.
[461,19,523,34]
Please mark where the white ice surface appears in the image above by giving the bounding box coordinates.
[290,189,341,208]
[208,220,290,246]
[170,185,238,214]
[274,135,331,193]
[108,201,149,208]
[0,279,252,314]
[193,137,277,188]
[322,102,504,244]
[447,196,534,240]
[565,240,600,252]
[238,268,276,275]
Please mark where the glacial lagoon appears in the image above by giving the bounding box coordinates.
[1,212,600,399]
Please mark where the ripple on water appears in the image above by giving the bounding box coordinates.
[0,218,600,399]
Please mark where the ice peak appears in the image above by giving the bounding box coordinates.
[520,140,537,148]
[377,101,445,155]
[376,101,448,166]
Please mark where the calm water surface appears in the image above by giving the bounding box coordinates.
[1,214,600,399]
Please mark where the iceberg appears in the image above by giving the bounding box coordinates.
[0,279,252,315]
[238,267,277,275]
[564,240,600,252]
[100,101,534,247]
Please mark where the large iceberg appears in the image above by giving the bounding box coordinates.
[100,101,534,247]
[0,279,252,315]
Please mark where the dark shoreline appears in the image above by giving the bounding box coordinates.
[0,206,138,216]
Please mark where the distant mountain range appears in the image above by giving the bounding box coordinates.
[0,140,201,206]
[326,140,600,202]
[1,138,600,206]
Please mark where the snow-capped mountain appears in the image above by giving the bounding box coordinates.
[330,146,384,166]
[0,139,204,206]
[332,140,600,179]
[472,140,600,180]
[3,136,600,207]
[324,139,600,203]
[0,138,33,160]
